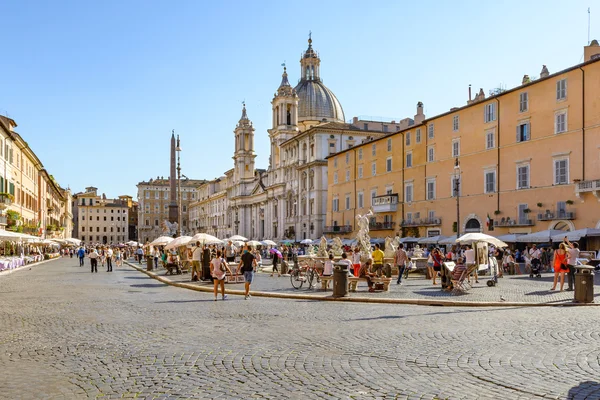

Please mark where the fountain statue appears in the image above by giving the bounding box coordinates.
[412,244,424,258]
[355,209,374,263]
[317,236,328,258]
[331,237,343,257]
[384,237,397,258]
[307,244,316,257]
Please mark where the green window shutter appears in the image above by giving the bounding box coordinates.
[9,182,14,196]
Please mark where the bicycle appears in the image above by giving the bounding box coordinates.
[290,260,322,289]
[290,263,307,289]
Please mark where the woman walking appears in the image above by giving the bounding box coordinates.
[115,248,122,268]
[210,250,232,301]
[551,243,569,291]
[270,251,280,277]
[431,248,443,285]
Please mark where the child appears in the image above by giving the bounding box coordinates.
[323,254,334,276]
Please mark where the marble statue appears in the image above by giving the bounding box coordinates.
[355,209,374,263]
[317,236,328,258]
[384,237,397,258]
[331,237,343,257]
[161,220,178,237]
[307,244,316,257]
[412,244,424,258]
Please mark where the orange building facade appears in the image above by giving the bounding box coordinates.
[326,41,600,240]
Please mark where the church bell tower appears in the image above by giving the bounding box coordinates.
[267,66,299,169]
[233,103,256,183]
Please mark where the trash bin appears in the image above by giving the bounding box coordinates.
[146,255,154,271]
[333,262,349,298]
[574,266,594,303]
[383,263,392,278]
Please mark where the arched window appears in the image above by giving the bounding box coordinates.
[276,106,279,125]
[286,104,291,125]
[302,172,307,190]
[302,143,307,161]
[465,218,481,233]
[309,170,315,189]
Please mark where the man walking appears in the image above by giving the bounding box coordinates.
[106,247,113,272]
[394,243,408,285]
[136,247,144,264]
[371,243,385,277]
[89,248,99,273]
[77,246,86,267]
[565,239,580,291]
[238,245,258,300]
[191,241,202,281]
[225,240,236,263]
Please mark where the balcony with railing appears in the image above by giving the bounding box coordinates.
[494,217,535,227]
[537,210,576,221]
[372,194,398,213]
[369,221,396,231]
[400,217,442,227]
[575,179,600,199]
[323,225,353,233]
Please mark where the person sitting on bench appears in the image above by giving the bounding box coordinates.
[358,259,376,292]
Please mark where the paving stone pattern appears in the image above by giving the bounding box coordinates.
[1,257,600,399]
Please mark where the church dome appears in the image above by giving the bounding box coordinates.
[294,80,345,123]
[293,37,345,123]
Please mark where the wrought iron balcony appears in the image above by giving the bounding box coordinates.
[369,221,396,230]
[575,179,600,200]
[372,194,399,213]
[494,217,535,227]
[537,210,576,221]
[400,218,442,227]
[323,225,352,233]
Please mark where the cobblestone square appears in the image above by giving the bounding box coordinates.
[1,258,600,399]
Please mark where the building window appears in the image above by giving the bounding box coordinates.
[334,158,338,168]
[517,164,530,189]
[485,170,496,193]
[554,158,569,185]
[484,103,496,123]
[363,123,368,130]
[370,189,377,206]
[145,191,149,199]
[405,132,411,146]
[333,172,338,184]
[164,192,168,199]
[405,183,413,203]
[332,198,339,212]
[345,195,350,210]
[516,122,530,142]
[416,128,421,143]
[486,131,495,149]
[555,111,567,134]
[358,165,363,179]
[387,138,392,151]
[357,192,364,208]
[406,152,412,168]
[556,79,567,101]
[372,144,376,156]
[428,123,434,139]
[427,146,434,162]
[309,170,314,188]
[451,175,461,197]
[345,170,350,182]
[452,139,460,158]
[426,179,436,200]
[386,157,392,172]
[519,92,528,112]
[345,152,349,164]
[452,115,459,132]
[358,148,363,160]
[371,162,376,176]
[383,125,388,133]
[154,191,159,199]
[81,226,85,232]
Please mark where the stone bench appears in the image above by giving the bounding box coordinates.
[320,276,392,292]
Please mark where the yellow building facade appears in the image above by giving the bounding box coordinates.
[327,41,600,239]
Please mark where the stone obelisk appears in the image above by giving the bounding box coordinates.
[168,131,178,225]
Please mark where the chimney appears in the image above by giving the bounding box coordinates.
[414,102,425,124]
[584,39,600,61]
[468,84,472,101]
[352,116,358,124]
[540,65,549,78]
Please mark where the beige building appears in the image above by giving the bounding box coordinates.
[189,177,229,238]
[327,40,600,243]
[0,115,72,238]
[73,187,129,244]
[136,177,206,244]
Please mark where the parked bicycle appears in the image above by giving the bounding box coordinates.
[290,259,323,289]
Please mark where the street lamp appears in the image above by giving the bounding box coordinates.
[176,135,182,237]
[454,158,461,238]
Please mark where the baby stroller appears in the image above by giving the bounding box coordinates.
[530,258,542,278]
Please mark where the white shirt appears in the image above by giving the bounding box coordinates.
[107,249,113,257]
[192,247,202,261]
[323,260,334,276]
[352,253,361,264]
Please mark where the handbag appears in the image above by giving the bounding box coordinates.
[220,258,227,272]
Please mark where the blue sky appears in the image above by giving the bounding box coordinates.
[2,0,596,199]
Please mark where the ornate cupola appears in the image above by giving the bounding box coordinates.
[233,102,256,183]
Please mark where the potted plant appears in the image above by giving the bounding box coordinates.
[536,203,543,208]
[494,210,501,215]
[523,208,531,213]
[565,200,574,205]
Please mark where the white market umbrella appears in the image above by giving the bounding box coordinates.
[418,235,447,245]
[191,233,220,243]
[164,235,192,250]
[246,240,262,247]
[64,238,82,246]
[262,240,277,246]
[438,235,458,245]
[551,228,600,242]
[233,240,245,247]
[300,239,313,245]
[495,234,523,243]
[516,230,566,243]
[456,233,507,248]
[227,235,248,242]
[150,236,175,246]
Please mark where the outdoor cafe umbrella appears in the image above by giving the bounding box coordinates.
[418,235,447,245]
[164,236,192,250]
[516,230,566,243]
[246,240,263,247]
[438,235,458,245]
[227,235,248,242]
[150,236,174,246]
[551,228,600,242]
[300,239,313,245]
[191,233,220,244]
[269,248,283,258]
[495,234,523,243]
[262,240,277,246]
[456,233,508,248]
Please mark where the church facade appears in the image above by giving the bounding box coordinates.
[189,38,384,241]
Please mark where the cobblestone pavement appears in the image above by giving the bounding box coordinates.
[2,257,600,399]
[148,261,600,304]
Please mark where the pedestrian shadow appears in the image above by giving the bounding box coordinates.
[130,283,168,288]
[352,315,406,321]
[123,276,149,279]
[412,290,469,297]
[524,290,558,296]
[567,381,600,399]
[155,299,216,304]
